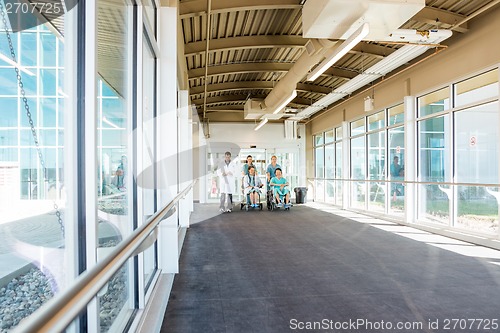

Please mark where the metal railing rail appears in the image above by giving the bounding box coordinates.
[308,177,500,187]
[13,182,195,333]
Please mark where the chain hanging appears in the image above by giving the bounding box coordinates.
[0,3,64,237]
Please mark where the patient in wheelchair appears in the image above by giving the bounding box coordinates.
[269,168,291,208]
[243,165,263,208]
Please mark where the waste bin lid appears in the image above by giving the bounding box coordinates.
[294,187,308,191]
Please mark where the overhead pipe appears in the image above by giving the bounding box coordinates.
[258,38,337,115]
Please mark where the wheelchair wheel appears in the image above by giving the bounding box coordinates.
[240,203,244,210]
[259,203,263,210]
[245,205,249,211]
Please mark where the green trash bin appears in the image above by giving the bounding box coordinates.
[294,187,307,204]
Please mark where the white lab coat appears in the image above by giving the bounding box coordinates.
[217,159,238,194]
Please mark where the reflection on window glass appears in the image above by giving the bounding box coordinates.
[335,142,342,178]
[335,126,342,140]
[20,98,37,127]
[0,98,18,127]
[388,103,404,126]
[454,69,499,107]
[314,133,324,146]
[455,102,498,184]
[350,118,365,136]
[40,69,57,96]
[418,87,450,117]
[368,111,384,131]
[0,68,19,95]
[0,129,18,146]
[40,98,57,127]
[325,144,334,178]
[325,130,334,144]
[419,115,449,182]
[368,131,385,180]
[351,136,365,179]
[40,33,57,67]
[21,32,37,66]
[315,146,324,178]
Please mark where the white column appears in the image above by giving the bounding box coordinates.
[342,121,349,210]
[84,1,99,331]
[178,90,190,227]
[404,96,416,224]
[157,3,180,273]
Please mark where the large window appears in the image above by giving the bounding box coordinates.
[0,20,66,332]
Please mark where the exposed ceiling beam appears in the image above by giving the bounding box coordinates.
[412,6,468,33]
[189,81,331,95]
[184,35,306,56]
[350,42,397,59]
[179,0,301,18]
[191,95,316,108]
[188,62,293,79]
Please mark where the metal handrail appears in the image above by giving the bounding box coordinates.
[13,182,195,333]
[307,177,500,187]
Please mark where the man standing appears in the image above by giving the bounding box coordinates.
[217,151,237,213]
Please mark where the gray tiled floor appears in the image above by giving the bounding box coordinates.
[162,204,500,333]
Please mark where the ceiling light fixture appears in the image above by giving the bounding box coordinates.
[254,117,268,131]
[272,90,297,114]
[307,23,370,82]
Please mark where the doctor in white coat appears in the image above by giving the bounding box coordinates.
[217,151,238,212]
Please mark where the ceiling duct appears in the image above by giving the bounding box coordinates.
[244,38,336,120]
[290,29,453,120]
[302,0,425,41]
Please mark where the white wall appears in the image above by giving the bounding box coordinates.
[200,122,307,197]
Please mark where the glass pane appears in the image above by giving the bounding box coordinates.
[418,87,450,117]
[336,180,343,206]
[351,136,365,180]
[0,147,18,161]
[97,1,133,331]
[40,98,57,127]
[369,181,385,213]
[335,126,342,140]
[0,22,68,332]
[368,131,385,180]
[40,69,57,96]
[419,115,449,182]
[40,129,56,146]
[388,103,404,126]
[20,98,37,127]
[325,144,334,179]
[315,146,324,178]
[20,32,37,66]
[389,126,405,178]
[324,130,334,144]
[314,133,324,146]
[0,129,18,146]
[142,35,157,290]
[418,184,449,225]
[368,111,384,131]
[0,68,19,95]
[325,179,334,203]
[315,179,324,202]
[350,118,365,136]
[0,98,18,127]
[335,142,342,179]
[456,185,498,235]
[97,261,130,333]
[455,102,498,184]
[454,69,499,107]
[351,181,365,209]
[40,33,57,67]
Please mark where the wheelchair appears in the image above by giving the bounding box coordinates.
[268,187,292,211]
[240,188,263,211]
